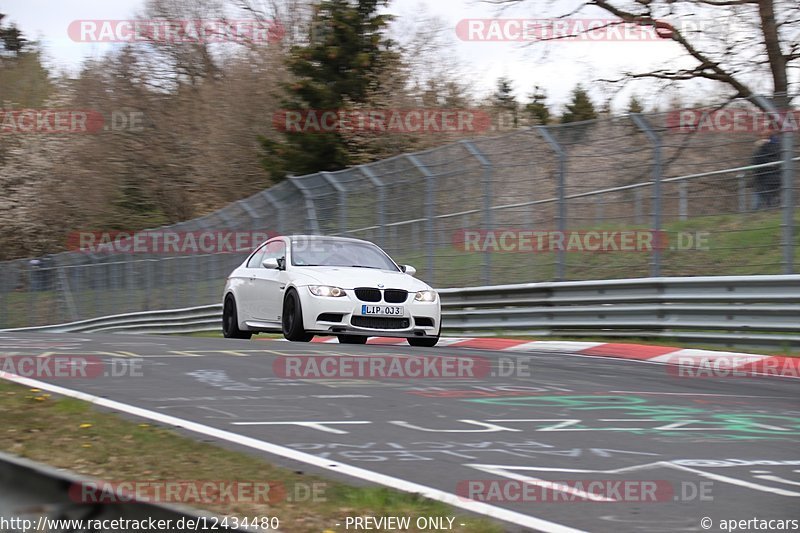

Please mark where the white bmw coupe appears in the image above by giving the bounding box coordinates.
[222,235,441,346]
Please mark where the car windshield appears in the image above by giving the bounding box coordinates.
[291,238,399,271]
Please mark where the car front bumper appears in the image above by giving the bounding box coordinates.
[297,287,440,338]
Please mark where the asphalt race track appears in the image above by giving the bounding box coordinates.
[1,332,798,532]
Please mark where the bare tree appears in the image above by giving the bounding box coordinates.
[489,0,799,110]
[234,0,314,48]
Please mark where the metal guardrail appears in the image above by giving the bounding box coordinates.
[4,275,800,349]
[439,275,800,349]
[2,304,224,335]
[0,451,245,531]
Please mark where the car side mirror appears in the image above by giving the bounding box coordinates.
[262,258,281,270]
[401,265,416,276]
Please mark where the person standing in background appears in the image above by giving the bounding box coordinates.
[750,127,782,210]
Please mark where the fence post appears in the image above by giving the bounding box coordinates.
[406,154,436,285]
[0,264,7,329]
[737,173,747,213]
[321,171,348,236]
[634,189,643,224]
[288,175,321,234]
[536,126,566,281]
[631,113,663,277]
[753,94,794,274]
[89,256,100,319]
[460,140,494,286]
[261,190,285,235]
[236,198,264,238]
[781,130,795,274]
[679,181,688,221]
[359,165,386,247]
[595,197,604,225]
[143,258,152,311]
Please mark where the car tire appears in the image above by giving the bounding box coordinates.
[338,335,368,344]
[407,336,439,347]
[282,289,313,342]
[408,323,440,347]
[222,295,252,339]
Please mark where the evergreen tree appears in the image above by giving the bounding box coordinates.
[260,0,397,181]
[525,85,550,125]
[628,94,644,114]
[0,13,26,53]
[493,76,518,128]
[561,84,597,123]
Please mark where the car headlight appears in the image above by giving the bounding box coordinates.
[308,285,346,297]
[414,290,437,302]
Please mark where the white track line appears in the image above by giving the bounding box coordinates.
[609,391,792,398]
[0,373,584,533]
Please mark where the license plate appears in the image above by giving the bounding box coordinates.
[361,305,403,316]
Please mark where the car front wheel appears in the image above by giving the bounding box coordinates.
[222,296,252,339]
[408,324,440,347]
[407,336,439,347]
[282,289,313,342]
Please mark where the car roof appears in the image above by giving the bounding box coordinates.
[280,234,376,245]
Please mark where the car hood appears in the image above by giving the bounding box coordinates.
[291,266,431,291]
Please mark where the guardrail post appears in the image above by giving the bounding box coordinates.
[406,154,436,285]
[631,113,663,277]
[460,140,494,285]
[359,165,386,246]
[288,176,321,234]
[536,126,566,281]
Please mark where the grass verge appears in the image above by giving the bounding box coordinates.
[0,380,501,532]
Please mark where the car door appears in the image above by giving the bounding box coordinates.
[238,243,269,321]
[250,240,287,322]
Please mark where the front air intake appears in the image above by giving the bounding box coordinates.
[354,288,382,302]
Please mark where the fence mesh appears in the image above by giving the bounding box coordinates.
[1,97,798,328]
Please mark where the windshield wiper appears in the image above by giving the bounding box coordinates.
[348,265,383,269]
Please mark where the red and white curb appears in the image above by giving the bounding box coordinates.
[265,336,800,378]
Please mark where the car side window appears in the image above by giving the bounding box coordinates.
[263,241,286,268]
[246,244,268,268]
